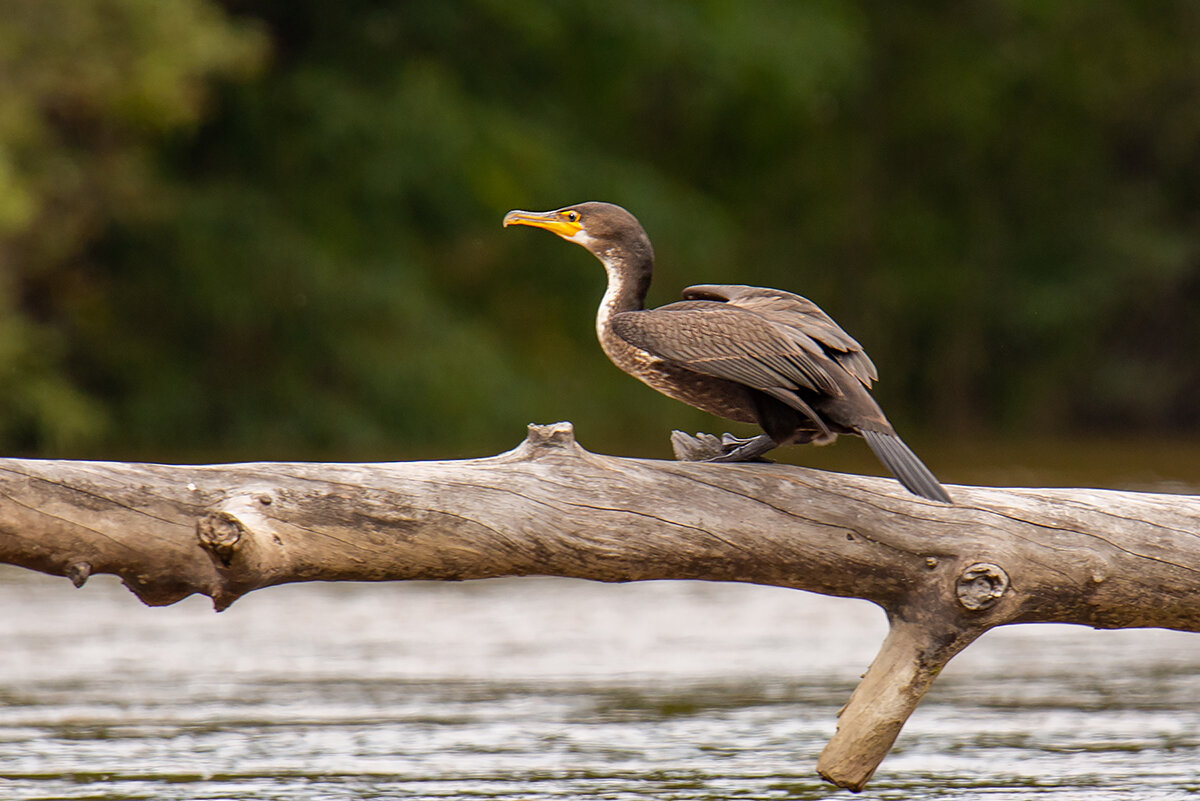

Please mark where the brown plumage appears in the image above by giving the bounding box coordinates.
[503,201,951,503]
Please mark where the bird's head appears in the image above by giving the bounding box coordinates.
[503,202,653,270]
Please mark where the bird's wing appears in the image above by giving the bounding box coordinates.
[682,284,878,387]
[609,300,842,397]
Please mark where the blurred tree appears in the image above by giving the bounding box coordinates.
[85,0,877,460]
[2,0,1199,461]
[0,0,263,452]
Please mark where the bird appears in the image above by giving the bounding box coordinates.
[503,201,951,503]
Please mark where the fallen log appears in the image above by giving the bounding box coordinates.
[1,421,1197,790]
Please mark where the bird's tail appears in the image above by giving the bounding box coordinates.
[861,429,952,503]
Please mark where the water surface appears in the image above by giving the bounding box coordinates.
[1,568,1198,800]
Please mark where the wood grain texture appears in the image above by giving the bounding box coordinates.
[1,421,1197,789]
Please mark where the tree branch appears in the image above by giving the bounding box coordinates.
[2,422,1198,790]
[817,614,984,789]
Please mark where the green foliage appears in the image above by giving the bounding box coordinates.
[0,0,263,452]
[2,0,1199,459]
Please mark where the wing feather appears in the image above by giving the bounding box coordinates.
[682,284,879,387]
[609,302,841,397]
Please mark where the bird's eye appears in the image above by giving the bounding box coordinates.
[564,210,581,223]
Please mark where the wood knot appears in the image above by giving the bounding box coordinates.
[197,511,246,567]
[496,422,588,462]
[524,422,577,449]
[956,562,1009,611]
[65,561,92,588]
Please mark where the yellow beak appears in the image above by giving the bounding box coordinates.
[503,209,583,239]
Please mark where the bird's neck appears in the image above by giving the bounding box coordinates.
[595,247,652,337]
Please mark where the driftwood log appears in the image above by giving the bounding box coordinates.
[1,422,1198,791]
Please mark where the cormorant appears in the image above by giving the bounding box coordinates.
[503,201,951,503]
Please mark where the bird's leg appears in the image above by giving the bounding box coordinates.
[706,433,777,463]
[720,433,762,448]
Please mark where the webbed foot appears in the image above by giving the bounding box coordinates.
[706,433,777,462]
[670,431,776,463]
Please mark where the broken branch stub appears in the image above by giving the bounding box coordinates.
[956,562,1010,611]
[0,421,1198,789]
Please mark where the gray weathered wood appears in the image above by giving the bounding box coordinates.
[1,422,1197,790]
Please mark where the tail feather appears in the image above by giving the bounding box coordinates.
[861,429,952,503]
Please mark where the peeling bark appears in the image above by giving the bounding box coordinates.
[1,422,1198,790]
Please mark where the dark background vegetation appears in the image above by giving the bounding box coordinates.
[2,0,1199,480]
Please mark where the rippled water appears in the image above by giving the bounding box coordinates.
[1,567,1198,800]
